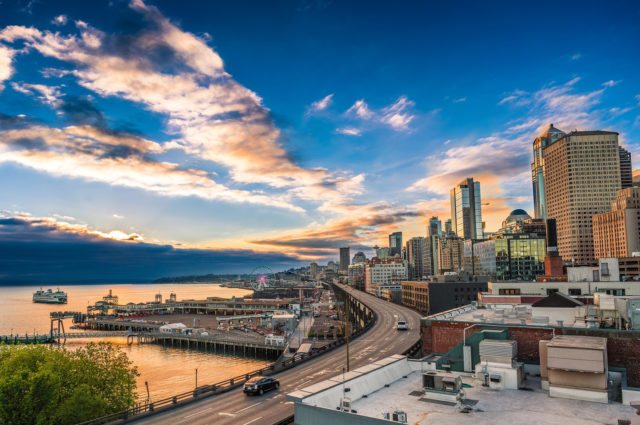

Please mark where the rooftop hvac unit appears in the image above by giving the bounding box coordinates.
[383,411,408,423]
[494,309,505,315]
[479,339,517,359]
[339,397,352,412]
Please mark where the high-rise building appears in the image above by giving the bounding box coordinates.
[388,232,402,257]
[352,251,366,264]
[532,124,566,219]
[619,146,633,189]
[444,219,453,236]
[364,257,407,296]
[438,236,464,273]
[450,178,483,239]
[544,130,621,264]
[405,237,426,280]
[428,216,442,237]
[339,247,350,272]
[309,262,318,278]
[347,263,366,290]
[592,187,640,259]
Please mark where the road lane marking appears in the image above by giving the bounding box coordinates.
[296,379,313,387]
[218,412,236,417]
[242,417,263,425]
[233,401,263,414]
[183,407,212,419]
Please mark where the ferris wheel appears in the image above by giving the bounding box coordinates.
[248,266,276,291]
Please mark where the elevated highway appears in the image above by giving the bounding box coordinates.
[134,284,422,425]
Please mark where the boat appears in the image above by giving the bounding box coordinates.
[32,288,68,304]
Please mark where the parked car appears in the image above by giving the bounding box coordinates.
[396,320,409,331]
[243,376,280,395]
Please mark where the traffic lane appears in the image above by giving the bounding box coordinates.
[137,290,422,424]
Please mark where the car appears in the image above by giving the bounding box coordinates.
[243,376,279,395]
[396,320,409,331]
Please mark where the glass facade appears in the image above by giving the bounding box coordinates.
[464,235,546,281]
[450,178,483,240]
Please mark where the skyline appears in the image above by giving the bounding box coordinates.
[1,0,640,281]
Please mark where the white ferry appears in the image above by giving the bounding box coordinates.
[32,288,68,304]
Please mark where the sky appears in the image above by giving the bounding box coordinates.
[1,0,639,282]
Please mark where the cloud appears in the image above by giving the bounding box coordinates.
[307,93,333,114]
[609,107,632,117]
[112,214,124,219]
[251,203,418,259]
[571,53,582,61]
[452,97,467,103]
[0,45,15,92]
[498,89,529,106]
[336,127,361,136]
[11,82,63,107]
[0,212,303,282]
[0,118,303,212]
[0,0,359,207]
[52,15,68,26]
[345,96,416,132]
[602,79,621,88]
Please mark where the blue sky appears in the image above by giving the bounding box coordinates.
[0,0,639,281]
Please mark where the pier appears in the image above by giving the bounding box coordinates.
[128,331,283,359]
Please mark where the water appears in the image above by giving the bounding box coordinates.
[0,284,270,401]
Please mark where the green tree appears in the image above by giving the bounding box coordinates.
[0,342,138,425]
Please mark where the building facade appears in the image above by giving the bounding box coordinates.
[339,247,350,272]
[352,251,366,264]
[405,237,427,280]
[532,124,566,219]
[364,258,407,296]
[388,232,403,257]
[347,263,366,290]
[428,216,442,237]
[592,187,640,259]
[543,130,621,265]
[437,236,464,273]
[619,146,633,189]
[450,177,483,239]
[401,280,488,314]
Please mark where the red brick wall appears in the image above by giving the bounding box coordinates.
[422,320,640,386]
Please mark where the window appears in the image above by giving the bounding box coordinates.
[546,288,559,296]
[568,288,581,296]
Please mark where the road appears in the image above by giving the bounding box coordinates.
[135,285,422,425]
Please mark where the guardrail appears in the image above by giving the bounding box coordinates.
[76,284,377,425]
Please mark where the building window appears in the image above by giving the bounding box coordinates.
[546,288,559,296]
[568,288,581,296]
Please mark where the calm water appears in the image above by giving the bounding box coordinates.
[0,284,270,401]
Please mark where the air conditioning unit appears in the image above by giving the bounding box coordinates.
[383,410,408,422]
[339,397,352,412]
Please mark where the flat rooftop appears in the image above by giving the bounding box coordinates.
[351,371,639,425]
[424,304,589,328]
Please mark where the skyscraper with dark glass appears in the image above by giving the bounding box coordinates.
[531,124,566,219]
[388,232,402,257]
[450,178,483,240]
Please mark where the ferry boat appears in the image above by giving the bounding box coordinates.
[32,288,68,304]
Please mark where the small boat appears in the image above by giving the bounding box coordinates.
[33,288,68,304]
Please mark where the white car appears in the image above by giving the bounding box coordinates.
[396,320,409,331]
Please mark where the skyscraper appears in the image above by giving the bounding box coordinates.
[544,130,622,264]
[532,124,566,219]
[450,177,483,240]
[406,237,426,279]
[619,146,633,189]
[428,216,442,237]
[388,232,402,257]
[444,219,453,236]
[339,247,350,272]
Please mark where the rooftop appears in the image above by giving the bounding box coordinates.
[288,355,639,425]
[351,370,637,425]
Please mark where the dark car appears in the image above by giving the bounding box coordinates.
[243,376,279,395]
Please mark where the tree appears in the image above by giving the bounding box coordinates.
[0,342,138,425]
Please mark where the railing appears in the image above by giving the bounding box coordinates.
[76,285,378,425]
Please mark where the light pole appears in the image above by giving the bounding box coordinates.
[195,368,198,389]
